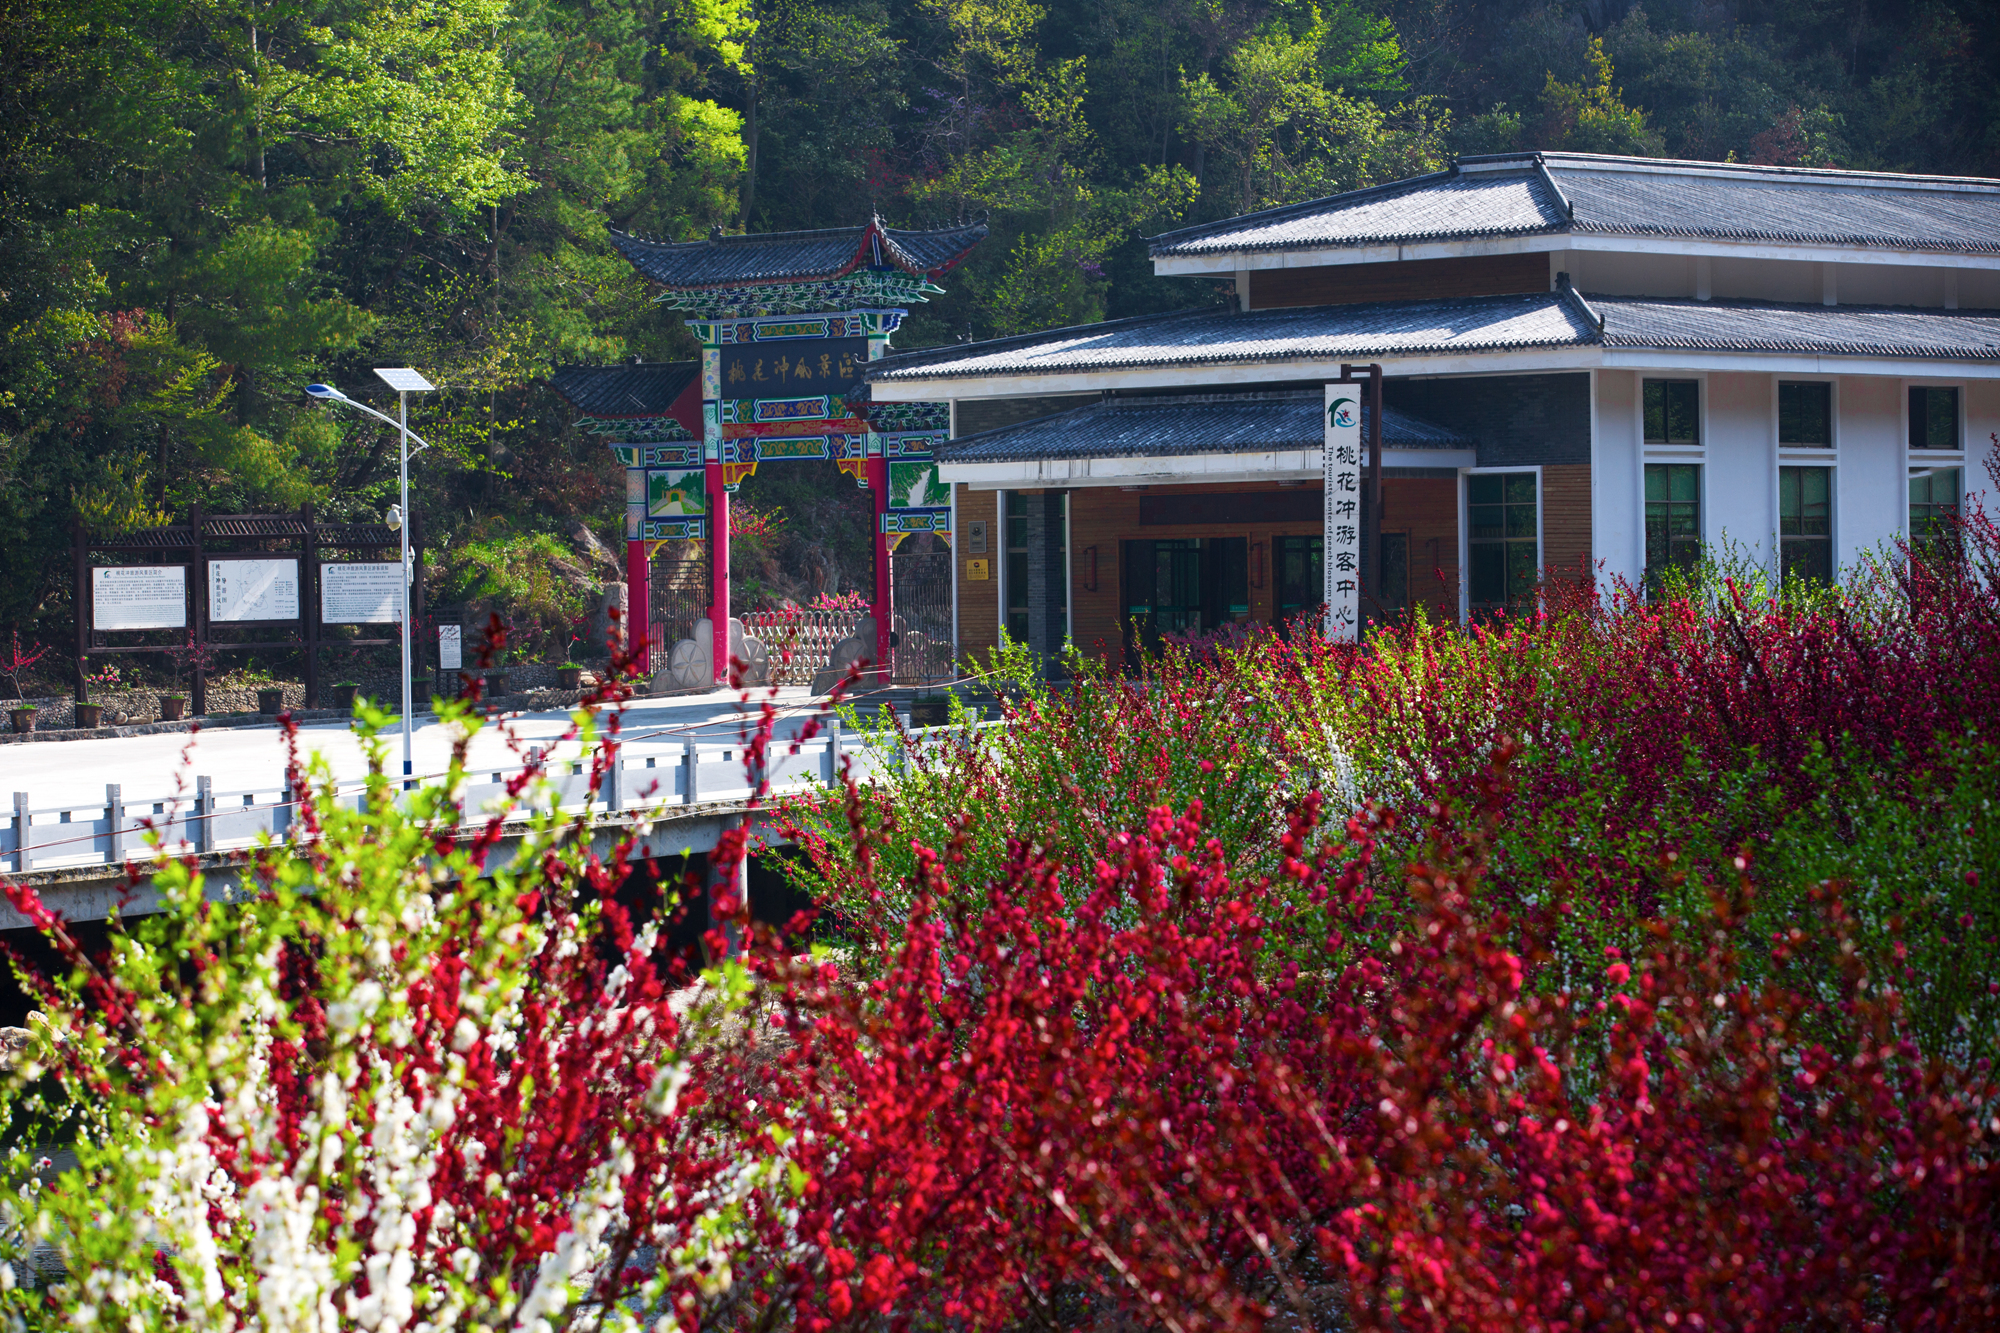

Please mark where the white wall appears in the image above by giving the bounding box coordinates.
[1706,372,1776,573]
[1591,369,1643,588]
[1967,380,2000,521]
[1835,376,1904,574]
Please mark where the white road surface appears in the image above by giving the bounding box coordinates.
[1,686,849,809]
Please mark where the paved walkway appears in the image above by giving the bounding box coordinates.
[4,687,847,809]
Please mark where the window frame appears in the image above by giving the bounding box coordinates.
[1906,383,1965,455]
[1643,378,1703,447]
[1643,462,1703,595]
[1777,465,1836,587]
[1776,379,1836,451]
[1458,466,1543,623]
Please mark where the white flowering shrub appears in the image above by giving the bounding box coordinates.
[0,700,807,1332]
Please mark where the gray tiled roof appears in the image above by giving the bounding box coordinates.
[868,292,1597,382]
[550,362,699,417]
[1150,153,2000,257]
[609,219,987,289]
[1593,296,2000,359]
[940,392,1470,463]
[868,289,2000,385]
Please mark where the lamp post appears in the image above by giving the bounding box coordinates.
[304,369,435,778]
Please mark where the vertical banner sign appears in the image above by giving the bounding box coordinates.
[438,624,462,672]
[1323,385,1362,641]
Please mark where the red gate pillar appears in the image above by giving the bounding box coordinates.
[626,539,650,664]
[709,462,731,686]
[868,454,892,677]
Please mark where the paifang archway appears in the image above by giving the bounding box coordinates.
[557,218,985,687]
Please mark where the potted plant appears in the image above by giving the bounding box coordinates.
[333,682,361,709]
[73,702,102,728]
[556,662,584,689]
[257,686,286,714]
[7,703,35,734]
[161,632,216,721]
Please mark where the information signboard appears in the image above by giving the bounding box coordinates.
[92,565,187,631]
[321,562,404,624]
[438,624,462,671]
[1322,386,1362,642]
[209,558,300,623]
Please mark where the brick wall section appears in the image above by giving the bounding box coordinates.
[955,485,1000,668]
[1249,253,1549,309]
[1387,373,1591,466]
[1382,477,1462,624]
[1540,464,1594,590]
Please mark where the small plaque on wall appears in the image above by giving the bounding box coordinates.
[967,520,988,554]
[965,559,990,581]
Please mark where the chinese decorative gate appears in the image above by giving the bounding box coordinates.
[555,217,985,688]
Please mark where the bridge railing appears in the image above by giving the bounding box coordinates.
[3,717,1001,876]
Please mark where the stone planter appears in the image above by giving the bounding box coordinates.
[556,665,584,689]
[73,703,102,729]
[909,696,951,727]
[487,673,509,697]
[8,707,37,734]
[160,695,188,721]
[333,683,360,709]
[257,687,285,715]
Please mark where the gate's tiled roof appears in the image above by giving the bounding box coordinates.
[938,392,1470,464]
[1149,153,2000,257]
[549,362,699,417]
[608,218,987,290]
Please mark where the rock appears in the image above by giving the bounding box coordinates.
[566,519,621,574]
[811,617,887,695]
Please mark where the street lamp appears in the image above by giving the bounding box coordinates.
[304,369,435,778]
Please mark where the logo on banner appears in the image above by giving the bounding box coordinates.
[1327,397,1358,429]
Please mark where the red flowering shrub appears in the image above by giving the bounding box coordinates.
[772,745,1999,1332]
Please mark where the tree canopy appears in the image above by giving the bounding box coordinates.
[3,0,1996,643]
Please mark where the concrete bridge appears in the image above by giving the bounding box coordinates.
[3,690,982,928]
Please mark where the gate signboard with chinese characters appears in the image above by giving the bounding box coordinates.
[1323,385,1362,641]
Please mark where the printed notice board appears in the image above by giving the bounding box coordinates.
[209,558,300,623]
[322,562,404,624]
[92,565,187,631]
[438,624,462,671]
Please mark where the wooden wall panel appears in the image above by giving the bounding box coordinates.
[1250,252,1550,309]
[954,485,1000,669]
[1541,464,1593,590]
[1383,477,1462,624]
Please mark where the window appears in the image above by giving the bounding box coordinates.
[1644,380,1699,445]
[1778,382,1832,447]
[1004,491,1028,642]
[1909,387,1960,451]
[1644,463,1701,592]
[1467,473,1538,616]
[1910,467,1963,560]
[1274,535,1322,633]
[1779,466,1833,586]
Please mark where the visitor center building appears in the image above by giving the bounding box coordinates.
[860,151,2000,666]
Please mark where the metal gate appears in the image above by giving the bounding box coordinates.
[891,534,954,684]
[648,542,710,675]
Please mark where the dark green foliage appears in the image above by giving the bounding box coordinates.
[6,0,2000,648]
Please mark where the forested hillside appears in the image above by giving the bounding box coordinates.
[2,0,1996,646]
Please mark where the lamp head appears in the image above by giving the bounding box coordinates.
[304,383,343,400]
